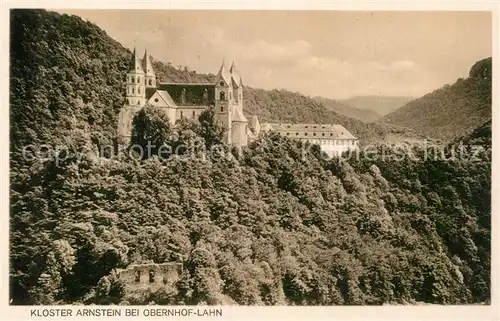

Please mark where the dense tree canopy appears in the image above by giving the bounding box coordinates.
[9,9,491,306]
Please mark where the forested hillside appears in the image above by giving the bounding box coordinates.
[10,9,491,306]
[313,96,381,122]
[382,58,492,141]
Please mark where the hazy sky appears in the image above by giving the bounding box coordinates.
[56,10,492,99]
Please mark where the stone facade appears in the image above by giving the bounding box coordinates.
[115,262,183,293]
[117,48,253,147]
[117,48,359,155]
[261,123,359,157]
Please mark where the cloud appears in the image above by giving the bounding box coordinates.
[390,60,417,70]
[133,23,442,98]
[241,40,312,63]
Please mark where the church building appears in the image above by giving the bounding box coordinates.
[117,48,252,147]
[116,48,358,156]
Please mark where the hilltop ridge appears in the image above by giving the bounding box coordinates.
[382,57,492,141]
[9,9,491,306]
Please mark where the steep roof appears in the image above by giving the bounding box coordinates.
[248,115,260,132]
[142,49,155,75]
[215,59,232,86]
[230,61,242,88]
[149,90,177,108]
[129,47,145,73]
[232,106,248,123]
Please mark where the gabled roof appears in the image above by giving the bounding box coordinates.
[232,106,248,123]
[149,90,177,108]
[129,47,145,74]
[230,61,242,88]
[246,127,256,140]
[215,59,232,86]
[142,49,155,75]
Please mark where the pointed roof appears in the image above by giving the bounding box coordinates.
[230,61,242,87]
[232,106,248,123]
[129,47,144,74]
[150,90,177,108]
[142,49,155,75]
[215,59,232,86]
[248,115,260,132]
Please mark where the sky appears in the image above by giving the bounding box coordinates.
[56,10,492,99]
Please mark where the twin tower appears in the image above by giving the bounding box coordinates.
[117,47,257,147]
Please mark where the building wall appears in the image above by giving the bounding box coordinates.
[117,105,142,139]
[116,263,183,293]
[296,138,358,157]
[176,106,209,121]
[231,121,248,147]
[126,73,146,106]
[215,100,232,144]
[261,123,359,158]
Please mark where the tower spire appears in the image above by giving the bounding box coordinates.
[129,46,144,73]
[230,60,242,87]
[142,48,154,75]
[216,58,231,85]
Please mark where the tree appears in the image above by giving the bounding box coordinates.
[130,106,172,159]
[197,106,225,148]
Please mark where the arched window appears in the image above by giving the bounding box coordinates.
[192,111,196,119]
[221,106,224,112]
[132,87,135,94]
[135,270,141,283]
[220,81,224,86]
[180,111,183,118]
[137,76,140,84]
[137,100,140,105]
[220,91,225,101]
[149,270,155,283]
[148,79,152,86]
[138,88,141,94]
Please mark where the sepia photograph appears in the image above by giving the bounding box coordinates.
[7,6,494,311]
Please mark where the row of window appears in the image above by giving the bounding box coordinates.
[218,91,242,101]
[134,270,158,283]
[128,99,142,105]
[128,76,154,86]
[284,125,331,129]
[302,139,357,146]
[282,131,354,140]
[179,110,198,119]
[127,86,142,95]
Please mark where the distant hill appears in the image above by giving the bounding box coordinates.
[243,87,421,143]
[382,58,492,141]
[342,96,415,115]
[313,96,381,122]
[10,9,491,307]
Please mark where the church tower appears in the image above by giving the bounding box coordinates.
[126,47,146,106]
[214,59,233,144]
[142,49,156,88]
